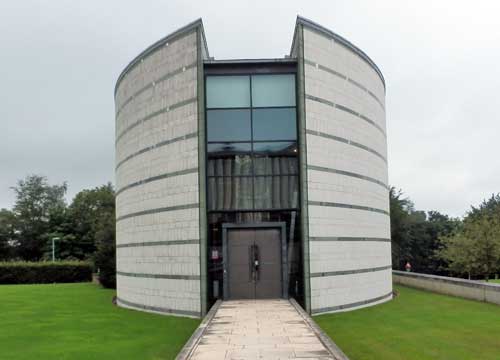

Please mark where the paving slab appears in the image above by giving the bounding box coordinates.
[185,299,340,360]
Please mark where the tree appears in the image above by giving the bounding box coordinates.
[421,211,460,274]
[438,216,500,280]
[467,194,500,221]
[390,187,459,274]
[437,231,472,279]
[3,177,115,262]
[40,206,77,261]
[465,217,500,280]
[437,194,500,280]
[0,209,16,260]
[11,175,67,260]
[66,183,115,259]
[389,187,414,269]
[464,194,500,279]
[94,210,116,288]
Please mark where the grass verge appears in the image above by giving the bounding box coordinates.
[0,283,199,359]
[315,285,500,360]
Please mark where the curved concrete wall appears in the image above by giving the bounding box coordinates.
[114,20,206,317]
[295,18,392,314]
[114,17,391,318]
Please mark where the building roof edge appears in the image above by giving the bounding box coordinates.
[291,16,385,90]
[114,18,209,96]
[204,58,297,65]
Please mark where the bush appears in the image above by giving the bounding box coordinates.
[0,261,92,284]
[93,212,116,289]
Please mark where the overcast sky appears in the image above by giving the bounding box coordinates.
[1,0,499,217]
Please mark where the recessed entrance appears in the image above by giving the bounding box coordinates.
[222,223,288,300]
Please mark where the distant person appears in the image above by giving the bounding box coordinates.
[405,261,412,272]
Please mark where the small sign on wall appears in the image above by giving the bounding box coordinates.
[211,249,219,260]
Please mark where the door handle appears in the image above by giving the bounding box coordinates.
[254,245,260,281]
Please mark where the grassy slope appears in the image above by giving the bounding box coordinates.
[315,285,500,360]
[0,283,199,360]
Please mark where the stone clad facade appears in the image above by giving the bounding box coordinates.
[114,20,207,317]
[114,17,391,318]
[293,19,392,314]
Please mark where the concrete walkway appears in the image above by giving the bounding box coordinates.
[186,299,340,359]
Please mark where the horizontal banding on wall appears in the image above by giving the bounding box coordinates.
[116,203,199,222]
[116,133,198,170]
[304,59,385,110]
[116,168,198,197]
[306,129,387,163]
[116,239,200,248]
[116,62,198,118]
[310,265,392,278]
[117,271,200,280]
[311,291,393,314]
[114,18,207,96]
[115,97,197,144]
[295,16,385,90]
[310,237,391,242]
[308,165,389,190]
[308,201,389,216]
[305,95,386,137]
[116,297,199,317]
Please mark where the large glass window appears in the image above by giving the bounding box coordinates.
[251,74,296,107]
[253,142,297,156]
[207,142,252,155]
[252,108,297,141]
[206,73,298,211]
[205,70,303,306]
[206,76,250,108]
[207,109,251,142]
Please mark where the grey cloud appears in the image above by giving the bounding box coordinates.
[1,0,499,217]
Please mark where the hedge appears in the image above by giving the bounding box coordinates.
[0,261,92,284]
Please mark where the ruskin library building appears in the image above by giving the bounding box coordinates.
[114,17,392,318]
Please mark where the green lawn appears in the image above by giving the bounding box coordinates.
[0,283,199,359]
[315,285,500,360]
[489,279,500,284]
[3,283,500,360]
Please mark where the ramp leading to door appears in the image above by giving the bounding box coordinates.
[177,299,349,359]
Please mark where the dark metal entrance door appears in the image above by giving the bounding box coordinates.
[227,229,255,299]
[255,229,282,298]
[225,226,285,300]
